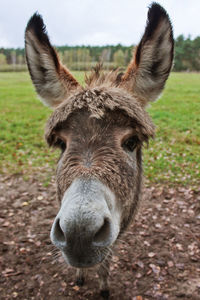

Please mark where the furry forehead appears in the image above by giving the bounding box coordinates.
[45,86,155,144]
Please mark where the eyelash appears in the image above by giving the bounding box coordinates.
[122,136,138,152]
[55,138,66,152]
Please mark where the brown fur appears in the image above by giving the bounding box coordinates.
[44,73,155,232]
[47,109,149,232]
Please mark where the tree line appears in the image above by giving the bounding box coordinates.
[0,35,200,71]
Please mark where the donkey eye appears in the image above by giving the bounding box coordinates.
[55,138,66,152]
[122,136,138,152]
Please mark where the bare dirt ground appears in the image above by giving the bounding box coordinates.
[0,174,200,300]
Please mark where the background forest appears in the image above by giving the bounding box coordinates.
[0,35,200,72]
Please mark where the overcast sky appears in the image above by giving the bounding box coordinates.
[0,0,199,48]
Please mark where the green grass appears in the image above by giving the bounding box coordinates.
[0,72,199,186]
[144,73,200,186]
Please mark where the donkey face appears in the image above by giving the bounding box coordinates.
[47,107,150,267]
[25,3,173,270]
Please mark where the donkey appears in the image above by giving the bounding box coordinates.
[25,2,173,298]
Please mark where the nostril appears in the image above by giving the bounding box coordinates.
[93,218,111,246]
[54,218,65,243]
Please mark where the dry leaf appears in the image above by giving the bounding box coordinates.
[148,252,156,258]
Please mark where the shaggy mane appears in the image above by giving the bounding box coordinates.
[85,64,123,88]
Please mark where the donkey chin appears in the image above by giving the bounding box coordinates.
[50,178,121,268]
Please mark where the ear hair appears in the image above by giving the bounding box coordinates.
[25,13,80,108]
[121,3,174,106]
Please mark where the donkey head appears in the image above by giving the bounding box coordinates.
[25,3,173,268]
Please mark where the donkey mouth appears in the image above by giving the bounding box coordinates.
[61,248,108,268]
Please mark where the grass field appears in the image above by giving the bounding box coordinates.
[0,71,199,186]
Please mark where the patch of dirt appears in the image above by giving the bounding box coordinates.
[0,174,200,300]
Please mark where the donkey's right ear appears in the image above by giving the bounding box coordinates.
[25,13,80,108]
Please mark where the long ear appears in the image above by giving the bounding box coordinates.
[121,3,174,106]
[25,13,80,108]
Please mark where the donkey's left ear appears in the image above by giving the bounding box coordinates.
[121,3,174,106]
[25,13,80,108]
